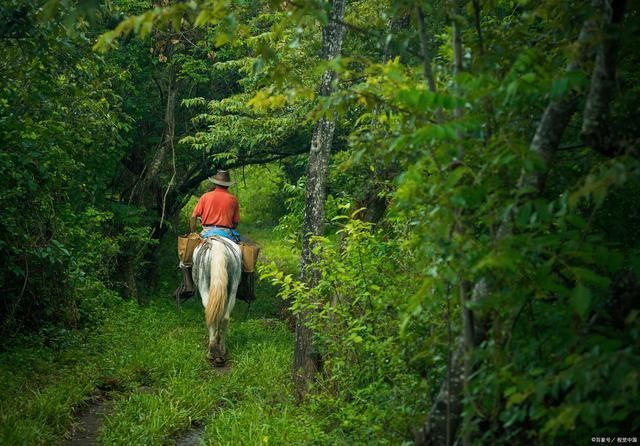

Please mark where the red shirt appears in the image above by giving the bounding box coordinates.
[192,188,240,228]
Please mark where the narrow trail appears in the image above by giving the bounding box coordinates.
[174,422,205,446]
[53,299,298,445]
[65,396,112,446]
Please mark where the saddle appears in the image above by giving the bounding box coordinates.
[201,227,241,243]
[174,232,260,306]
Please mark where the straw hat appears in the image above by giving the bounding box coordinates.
[209,170,233,187]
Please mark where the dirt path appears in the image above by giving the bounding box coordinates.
[65,396,112,446]
[174,423,205,446]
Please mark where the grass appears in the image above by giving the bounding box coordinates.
[0,297,335,445]
[0,165,411,445]
[0,216,336,445]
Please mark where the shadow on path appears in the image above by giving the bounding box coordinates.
[174,422,206,446]
[64,396,112,446]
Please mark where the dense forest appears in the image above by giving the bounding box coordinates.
[1,0,639,444]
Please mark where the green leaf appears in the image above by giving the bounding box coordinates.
[570,284,591,319]
[550,77,569,100]
[215,32,230,47]
[515,202,532,229]
[569,267,611,289]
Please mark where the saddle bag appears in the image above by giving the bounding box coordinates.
[177,233,202,266]
[238,241,261,303]
[239,242,260,272]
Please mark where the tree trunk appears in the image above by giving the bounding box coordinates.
[152,75,177,188]
[451,0,463,78]
[129,31,177,210]
[128,63,178,289]
[415,348,465,446]
[412,6,468,442]
[415,5,436,93]
[133,66,177,209]
[449,3,474,445]
[293,0,346,399]
[580,0,626,157]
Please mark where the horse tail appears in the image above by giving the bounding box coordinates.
[205,241,228,328]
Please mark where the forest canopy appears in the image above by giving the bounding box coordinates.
[1,0,639,444]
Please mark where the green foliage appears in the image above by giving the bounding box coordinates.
[2,0,640,444]
[0,232,339,445]
[264,214,428,442]
[1,2,112,333]
[274,171,354,247]
[338,3,639,442]
[251,0,640,442]
[231,164,289,227]
[273,176,307,244]
[0,1,157,338]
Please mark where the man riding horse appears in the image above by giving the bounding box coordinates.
[190,170,243,365]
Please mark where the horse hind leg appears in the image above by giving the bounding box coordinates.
[218,260,238,359]
[219,317,230,356]
[207,325,225,366]
[207,325,219,358]
[206,325,215,357]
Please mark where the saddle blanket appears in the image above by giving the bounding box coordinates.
[201,227,241,243]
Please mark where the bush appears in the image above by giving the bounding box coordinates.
[263,212,428,442]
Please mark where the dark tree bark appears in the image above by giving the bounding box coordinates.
[118,39,179,295]
[471,0,484,55]
[153,72,177,188]
[132,62,177,210]
[293,0,346,399]
[415,349,465,446]
[411,5,468,442]
[581,0,626,157]
[448,3,474,445]
[383,13,409,62]
[150,70,178,238]
[415,4,436,93]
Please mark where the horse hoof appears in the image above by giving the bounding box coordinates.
[212,357,226,367]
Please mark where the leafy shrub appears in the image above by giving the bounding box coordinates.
[264,213,429,442]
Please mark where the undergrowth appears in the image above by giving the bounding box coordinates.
[0,166,421,445]
[0,220,338,445]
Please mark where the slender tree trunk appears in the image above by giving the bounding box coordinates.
[126,56,178,290]
[151,72,177,236]
[294,0,346,399]
[415,4,437,93]
[383,13,409,62]
[446,0,474,446]
[451,0,463,77]
[153,75,177,184]
[581,0,626,157]
[449,3,474,445]
[412,5,468,442]
[130,32,177,209]
[471,0,484,55]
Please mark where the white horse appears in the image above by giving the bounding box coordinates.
[192,237,242,366]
